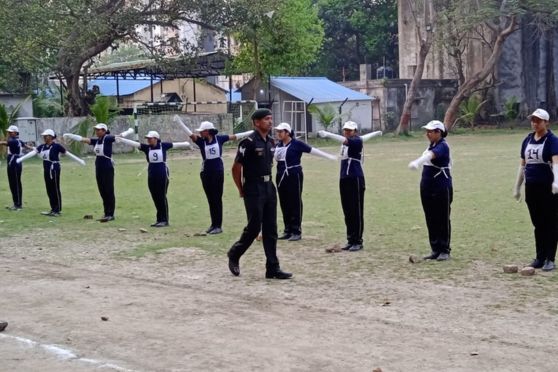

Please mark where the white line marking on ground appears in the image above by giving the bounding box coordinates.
[0,333,136,371]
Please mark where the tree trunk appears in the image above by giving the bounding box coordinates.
[545,30,556,119]
[395,37,432,135]
[64,72,88,117]
[444,16,518,128]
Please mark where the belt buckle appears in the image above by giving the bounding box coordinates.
[262,175,270,182]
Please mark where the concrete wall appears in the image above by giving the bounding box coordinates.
[19,113,232,152]
[0,94,34,117]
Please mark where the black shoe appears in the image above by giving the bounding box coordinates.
[278,233,291,240]
[265,269,293,279]
[42,211,60,217]
[288,234,301,241]
[542,260,556,272]
[436,253,451,261]
[150,221,169,228]
[205,226,214,233]
[341,243,353,251]
[529,258,544,269]
[98,216,115,222]
[208,227,223,235]
[423,251,440,260]
[348,244,363,252]
[227,251,240,276]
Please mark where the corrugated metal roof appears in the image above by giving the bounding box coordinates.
[271,77,371,103]
[88,78,160,96]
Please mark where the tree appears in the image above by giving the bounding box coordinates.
[0,0,225,117]
[313,0,398,81]
[395,0,436,135]
[228,0,324,83]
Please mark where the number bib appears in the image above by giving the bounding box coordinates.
[274,145,289,162]
[94,142,104,157]
[148,148,164,163]
[204,142,220,160]
[525,141,547,165]
[340,144,349,160]
[40,148,51,161]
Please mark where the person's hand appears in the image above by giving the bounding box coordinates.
[408,160,419,170]
[552,182,558,194]
[317,130,327,138]
[513,187,522,202]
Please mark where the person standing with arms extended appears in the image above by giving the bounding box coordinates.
[117,131,190,227]
[173,116,253,234]
[227,108,292,279]
[274,122,337,241]
[513,109,558,271]
[408,120,453,261]
[17,129,85,216]
[63,123,121,222]
[0,125,31,210]
[319,122,382,252]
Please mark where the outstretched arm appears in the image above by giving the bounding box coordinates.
[63,133,91,144]
[309,147,337,161]
[118,128,134,138]
[317,130,345,143]
[64,150,86,166]
[172,141,191,149]
[229,130,254,141]
[116,137,141,149]
[16,149,38,163]
[361,131,382,141]
[173,114,198,141]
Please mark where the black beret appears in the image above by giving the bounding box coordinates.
[251,108,272,120]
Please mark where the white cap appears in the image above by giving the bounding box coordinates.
[195,121,216,132]
[7,125,18,133]
[93,123,108,131]
[274,122,292,132]
[144,130,160,139]
[41,129,56,137]
[529,108,550,121]
[421,120,446,132]
[342,121,358,131]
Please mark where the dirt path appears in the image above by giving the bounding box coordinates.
[1,237,557,372]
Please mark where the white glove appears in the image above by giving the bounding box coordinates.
[64,150,86,166]
[408,151,433,170]
[117,137,141,149]
[172,141,191,149]
[63,133,83,142]
[513,165,525,201]
[234,130,253,140]
[361,131,383,141]
[310,147,337,161]
[318,130,345,142]
[119,128,134,137]
[16,149,38,163]
[174,115,193,136]
[552,164,558,194]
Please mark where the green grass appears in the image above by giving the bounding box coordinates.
[0,129,544,287]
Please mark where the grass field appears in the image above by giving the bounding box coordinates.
[1,129,556,371]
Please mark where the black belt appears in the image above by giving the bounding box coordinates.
[245,175,271,182]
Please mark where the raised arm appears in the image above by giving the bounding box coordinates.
[116,137,141,149]
[361,131,383,141]
[173,115,197,141]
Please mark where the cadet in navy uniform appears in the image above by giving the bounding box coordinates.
[17,129,85,216]
[319,122,381,252]
[0,125,30,210]
[274,122,337,241]
[513,109,558,271]
[409,120,453,261]
[64,123,116,222]
[117,131,190,227]
[227,108,292,279]
[173,116,253,234]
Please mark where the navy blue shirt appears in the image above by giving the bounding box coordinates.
[90,135,115,169]
[340,136,364,178]
[275,138,312,177]
[7,137,25,166]
[521,130,558,185]
[36,142,66,171]
[195,135,229,173]
[421,138,452,190]
[139,142,173,176]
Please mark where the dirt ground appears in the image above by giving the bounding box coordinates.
[1,229,557,372]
